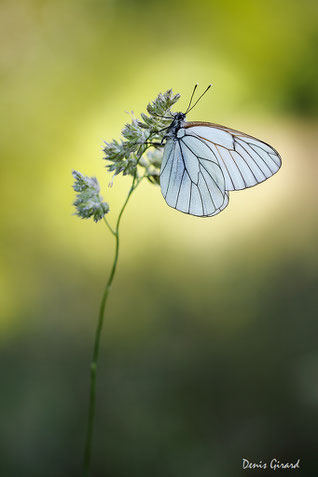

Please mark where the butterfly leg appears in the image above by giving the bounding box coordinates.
[143,141,163,149]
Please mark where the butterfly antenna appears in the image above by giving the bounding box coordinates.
[186,84,212,114]
[185,83,198,114]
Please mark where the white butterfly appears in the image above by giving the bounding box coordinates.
[160,85,282,217]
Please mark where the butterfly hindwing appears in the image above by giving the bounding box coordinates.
[160,135,228,217]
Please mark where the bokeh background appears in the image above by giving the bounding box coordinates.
[1,0,318,476]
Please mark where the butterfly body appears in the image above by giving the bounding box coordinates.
[165,112,186,137]
[160,113,282,217]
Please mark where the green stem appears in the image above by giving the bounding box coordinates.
[83,174,141,476]
[103,216,116,236]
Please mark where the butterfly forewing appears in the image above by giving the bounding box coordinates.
[159,120,281,217]
[185,122,282,191]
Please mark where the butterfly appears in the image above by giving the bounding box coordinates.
[160,85,282,217]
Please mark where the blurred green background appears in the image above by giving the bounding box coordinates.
[1,0,318,476]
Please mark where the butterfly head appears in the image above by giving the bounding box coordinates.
[167,112,186,137]
[166,85,212,137]
[173,112,186,122]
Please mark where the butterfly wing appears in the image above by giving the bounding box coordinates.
[184,122,282,191]
[208,191,229,216]
[160,135,228,217]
